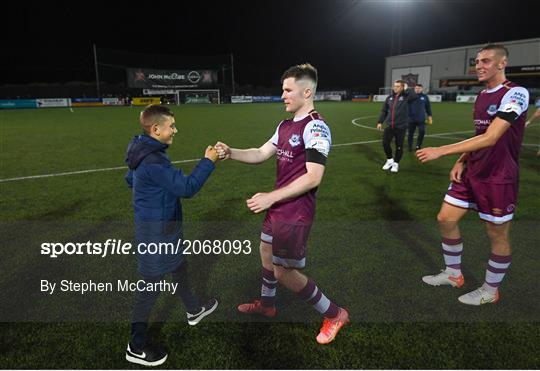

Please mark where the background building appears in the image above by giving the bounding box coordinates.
[383,38,540,99]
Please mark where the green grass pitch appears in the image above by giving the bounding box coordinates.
[0,102,539,368]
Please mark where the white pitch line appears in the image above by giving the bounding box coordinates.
[1,117,537,183]
[333,139,380,147]
[0,159,200,183]
[350,115,538,147]
[429,130,475,137]
[351,116,475,138]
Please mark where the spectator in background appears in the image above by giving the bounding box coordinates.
[408,84,433,151]
[376,80,417,173]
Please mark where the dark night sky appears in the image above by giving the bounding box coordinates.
[4,0,539,91]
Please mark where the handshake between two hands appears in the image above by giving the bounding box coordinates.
[202,141,274,213]
[204,141,231,163]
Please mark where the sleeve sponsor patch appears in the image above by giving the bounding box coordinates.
[308,138,330,157]
[309,123,330,138]
[499,101,522,115]
[303,119,332,157]
[498,87,529,116]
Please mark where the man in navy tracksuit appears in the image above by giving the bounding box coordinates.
[124,105,219,366]
[408,84,433,151]
[376,80,417,173]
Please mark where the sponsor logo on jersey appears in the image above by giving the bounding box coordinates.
[487,104,498,116]
[474,119,491,129]
[289,134,301,147]
[276,148,294,158]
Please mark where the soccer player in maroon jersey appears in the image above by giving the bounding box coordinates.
[215,64,348,343]
[416,44,529,305]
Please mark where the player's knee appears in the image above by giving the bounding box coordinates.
[486,224,508,243]
[437,213,460,231]
[437,211,450,223]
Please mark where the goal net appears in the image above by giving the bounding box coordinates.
[175,89,220,104]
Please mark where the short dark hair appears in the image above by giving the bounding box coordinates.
[281,63,318,86]
[394,80,405,86]
[416,84,423,87]
[140,104,174,134]
[479,43,509,58]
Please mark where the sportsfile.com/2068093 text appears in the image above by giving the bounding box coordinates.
[40,239,252,258]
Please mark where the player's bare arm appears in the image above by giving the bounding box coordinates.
[246,162,325,214]
[215,140,276,164]
[416,117,511,163]
[526,108,540,127]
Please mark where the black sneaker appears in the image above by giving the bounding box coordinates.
[187,298,218,326]
[126,342,167,367]
[416,145,421,150]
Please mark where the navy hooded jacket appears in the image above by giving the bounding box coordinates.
[408,93,432,123]
[125,134,215,277]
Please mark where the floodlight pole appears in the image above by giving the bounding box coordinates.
[230,52,236,95]
[93,43,101,98]
[390,3,403,56]
[397,2,402,55]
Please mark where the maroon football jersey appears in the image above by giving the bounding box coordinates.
[268,111,331,223]
[468,81,529,183]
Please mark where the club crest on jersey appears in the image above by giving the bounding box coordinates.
[289,134,301,147]
[487,104,498,116]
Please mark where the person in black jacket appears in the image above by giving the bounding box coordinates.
[376,80,417,173]
[408,84,433,151]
